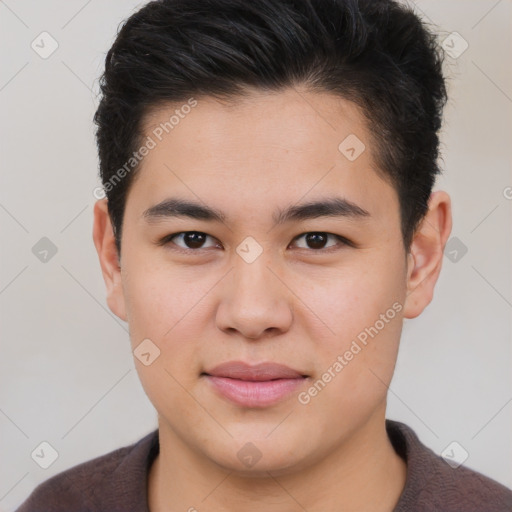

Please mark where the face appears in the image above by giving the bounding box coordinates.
[94,87,450,475]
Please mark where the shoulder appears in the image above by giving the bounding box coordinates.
[15,430,159,512]
[387,420,512,512]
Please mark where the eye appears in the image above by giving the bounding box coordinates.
[160,231,220,251]
[290,232,349,251]
[158,231,351,253]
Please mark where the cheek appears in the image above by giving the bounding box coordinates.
[298,252,405,399]
[122,259,214,380]
[302,256,404,341]
[124,265,207,405]
[122,253,205,340]
[124,275,174,343]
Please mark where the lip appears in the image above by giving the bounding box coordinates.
[204,361,307,380]
[202,361,308,408]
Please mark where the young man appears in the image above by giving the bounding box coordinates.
[16,0,512,511]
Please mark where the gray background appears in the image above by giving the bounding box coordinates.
[1,1,511,510]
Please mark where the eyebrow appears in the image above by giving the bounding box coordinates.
[142,197,371,225]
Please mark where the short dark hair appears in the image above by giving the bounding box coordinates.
[93,0,447,255]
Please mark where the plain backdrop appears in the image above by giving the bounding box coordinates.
[1,1,511,510]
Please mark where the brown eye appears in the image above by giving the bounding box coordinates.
[291,232,348,251]
[181,232,207,249]
[305,233,328,249]
[164,231,219,250]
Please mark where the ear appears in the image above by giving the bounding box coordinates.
[403,190,452,319]
[92,198,127,322]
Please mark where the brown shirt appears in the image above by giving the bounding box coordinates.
[15,420,512,511]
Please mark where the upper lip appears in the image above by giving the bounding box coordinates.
[203,361,307,381]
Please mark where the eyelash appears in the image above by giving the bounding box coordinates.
[157,231,353,254]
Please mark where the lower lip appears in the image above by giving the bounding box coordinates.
[204,375,306,408]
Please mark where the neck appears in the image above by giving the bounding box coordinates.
[148,407,406,512]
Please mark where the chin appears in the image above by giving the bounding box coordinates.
[202,434,316,477]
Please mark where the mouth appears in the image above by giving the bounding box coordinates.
[201,361,309,408]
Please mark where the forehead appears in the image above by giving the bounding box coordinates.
[128,87,397,225]
[142,87,368,160]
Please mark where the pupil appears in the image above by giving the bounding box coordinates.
[185,232,205,248]
[306,233,326,249]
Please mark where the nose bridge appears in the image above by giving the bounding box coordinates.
[235,249,273,298]
[215,247,293,338]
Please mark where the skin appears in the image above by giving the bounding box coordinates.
[93,87,452,512]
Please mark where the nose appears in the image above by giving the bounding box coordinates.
[215,254,293,340]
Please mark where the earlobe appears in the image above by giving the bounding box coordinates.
[403,190,452,319]
[92,199,127,321]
